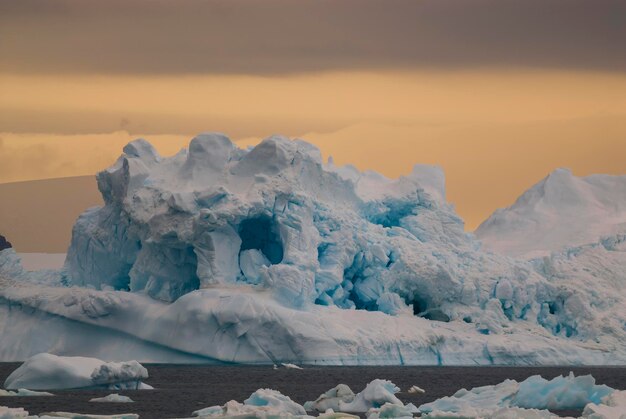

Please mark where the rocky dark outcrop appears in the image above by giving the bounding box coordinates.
[0,234,12,251]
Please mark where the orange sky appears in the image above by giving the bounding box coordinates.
[1,71,625,230]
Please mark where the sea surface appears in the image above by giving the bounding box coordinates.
[1,364,625,418]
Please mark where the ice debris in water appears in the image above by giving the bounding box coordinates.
[4,354,152,391]
[0,389,53,396]
[281,363,303,370]
[407,386,425,394]
[418,372,614,415]
[305,379,412,413]
[581,390,626,419]
[192,388,307,418]
[89,394,134,403]
[0,409,138,419]
[38,414,139,419]
[365,403,417,419]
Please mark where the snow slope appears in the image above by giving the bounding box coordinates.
[475,168,626,259]
[0,133,624,365]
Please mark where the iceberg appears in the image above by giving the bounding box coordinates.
[193,388,307,418]
[4,354,152,391]
[475,168,626,259]
[418,372,614,414]
[0,389,53,397]
[305,380,410,413]
[89,394,134,403]
[0,133,625,365]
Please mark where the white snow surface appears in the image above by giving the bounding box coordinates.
[3,354,151,390]
[475,168,626,259]
[0,134,624,365]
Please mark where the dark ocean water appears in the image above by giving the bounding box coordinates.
[1,364,625,418]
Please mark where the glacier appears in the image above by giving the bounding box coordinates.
[0,133,625,365]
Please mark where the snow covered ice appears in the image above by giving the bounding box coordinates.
[89,394,134,403]
[0,133,624,365]
[4,354,152,391]
[192,388,307,418]
[0,389,53,397]
[475,168,626,259]
[418,372,614,415]
[305,380,415,414]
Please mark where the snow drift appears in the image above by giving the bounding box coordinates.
[0,133,625,365]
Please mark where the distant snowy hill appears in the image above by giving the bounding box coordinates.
[475,168,626,259]
[0,134,624,365]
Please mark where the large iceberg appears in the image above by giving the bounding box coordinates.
[475,168,626,259]
[0,133,625,365]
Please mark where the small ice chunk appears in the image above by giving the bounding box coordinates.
[407,385,425,394]
[89,393,134,403]
[0,388,53,396]
[304,384,355,412]
[307,380,404,413]
[193,388,306,418]
[239,249,270,284]
[0,406,29,418]
[366,402,415,419]
[280,363,303,370]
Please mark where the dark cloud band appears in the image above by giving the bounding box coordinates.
[1,0,625,75]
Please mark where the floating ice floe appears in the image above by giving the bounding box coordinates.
[305,380,414,414]
[419,372,614,416]
[89,394,134,403]
[365,403,416,419]
[193,388,307,418]
[281,363,303,370]
[0,389,53,396]
[581,390,626,419]
[4,353,152,391]
[407,386,425,394]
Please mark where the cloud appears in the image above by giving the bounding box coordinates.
[1,0,625,75]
